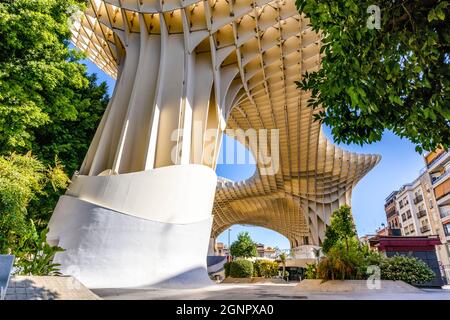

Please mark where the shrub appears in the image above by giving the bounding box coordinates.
[305,263,317,279]
[13,221,64,276]
[229,259,253,278]
[379,255,435,285]
[224,262,231,278]
[316,245,367,280]
[253,259,262,277]
[259,260,279,278]
[252,260,279,278]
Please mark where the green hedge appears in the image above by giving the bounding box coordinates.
[224,262,231,278]
[253,260,279,278]
[229,259,254,278]
[379,255,435,285]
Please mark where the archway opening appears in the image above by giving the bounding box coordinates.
[216,224,290,255]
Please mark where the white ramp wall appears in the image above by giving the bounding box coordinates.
[48,165,217,288]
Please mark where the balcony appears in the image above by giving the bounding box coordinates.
[435,179,450,200]
[440,207,450,219]
[431,171,448,185]
[386,207,397,218]
[416,210,427,219]
[406,210,412,219]
[420,225,431,233]
[413,194,423,204]
[426,149,446,168]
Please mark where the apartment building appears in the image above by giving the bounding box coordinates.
[383,149,450,281]
[385,191,401,232]
[396,173,435,237]
[214,242,229,256]
[426,149,450,235]
[425,149,450,275]
[256,244,278,259]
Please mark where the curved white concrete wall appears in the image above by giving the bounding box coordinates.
[66,164,217,224]
[48,165,217,288]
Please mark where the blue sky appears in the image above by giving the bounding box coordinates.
[82,59,426,250]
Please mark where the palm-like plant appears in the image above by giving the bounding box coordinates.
[312,247,321,265]
[279,252,287,281]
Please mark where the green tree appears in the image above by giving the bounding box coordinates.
[0,0,110,227]
[0,0,90,152]
[0,0,110,275]
[0,153,68,253]
[28,74,109,226]
[322,205,356,253]
[296,0,449,153]
[230,232,258,258]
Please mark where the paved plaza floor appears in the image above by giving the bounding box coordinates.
[93,283,450,300]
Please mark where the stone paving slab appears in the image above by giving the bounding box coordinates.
[5,276,100,300]
[93,283,450,300]
[296,280,423,293]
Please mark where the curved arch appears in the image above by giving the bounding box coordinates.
[216,224,291,250]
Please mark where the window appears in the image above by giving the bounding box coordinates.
[444,224,450,237]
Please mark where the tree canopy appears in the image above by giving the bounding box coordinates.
[296,0,449,153]
[230,232,258,258]
[0,0,92,151]
[0,0,109,274]
[0,152,68,253]
[0,0,109,229]
[322,205,356,253]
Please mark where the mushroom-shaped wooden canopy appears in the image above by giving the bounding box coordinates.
[71,0,380,247]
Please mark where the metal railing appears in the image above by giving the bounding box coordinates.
[413,194,423,204]
[432,170,449,185]
[416,210,427,219]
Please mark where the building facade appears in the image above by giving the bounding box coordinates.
[385,191,401,232]
[425,149,450,279]
[383,149,450,282]
[256,244,277,259]
[395,174,434,237]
